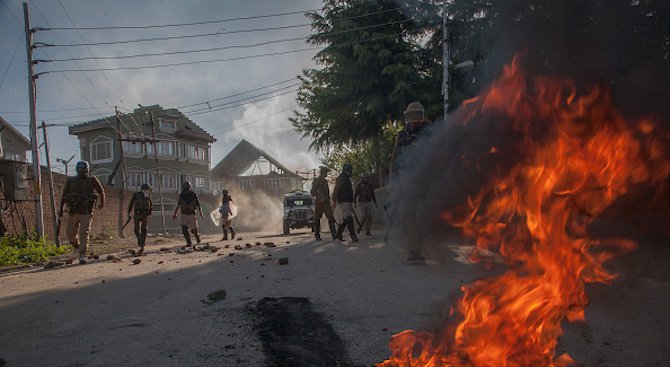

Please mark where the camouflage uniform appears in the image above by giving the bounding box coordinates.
[310,173,336,240]
[354,179,377,235]
[128,190,152,251]
[332,165,358,242]
[175,187,202,246]
[60,175,105,258]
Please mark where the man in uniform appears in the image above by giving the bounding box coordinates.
[331,163,358,243]
[310,166,337,241]
[58,160,105,264]
[392,101,429,264]
[354,173,377,236]
[172,181,203,247]
[127,183,153,255]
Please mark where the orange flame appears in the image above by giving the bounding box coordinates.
[378,57,670,367]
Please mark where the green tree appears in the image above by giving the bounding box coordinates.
[292,0,442,174]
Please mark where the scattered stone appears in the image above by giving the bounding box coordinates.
[209,246,219,253]
[88,254,100,260]
[224,345,235,349]
[260,263,265,266]
[132,259,142,265]
[207,289,227,302]
[229,253,235,257]
[264,242,276,248]
[278,257,289,265]
[286,241,290,244]
[111,256,122,263]
[106,255,114,260]
[102,280,105,283]
[245,243,252,248]
[224,245,230,249]
[129,250,136,256]
[176,247,193,255]
[255,242,262,246]
[229,260,234,263]
[158,261,164,264]
[160,247,170,252]
[234,245,243,250]
[261,275,265,278]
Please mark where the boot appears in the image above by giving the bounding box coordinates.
[181,225,192,246]
[230,227,236,239]
[347,219,359,243]
[328,220,337,240]
[335,223,346,241]
[314,222,322,240]
[192,229,201,245]
[221,227,228,241]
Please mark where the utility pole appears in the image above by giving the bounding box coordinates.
[57,155,75,176]
[442,0,450,122]
[113,107,128,189]
[24,2,44,237]
[146,110,167,235]
[40,122,59,245]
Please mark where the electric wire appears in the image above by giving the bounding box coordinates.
[0,31,24,91]
[181,83,300,115]
[47,32,404,73]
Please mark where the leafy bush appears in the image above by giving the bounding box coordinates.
[0,234,72,266]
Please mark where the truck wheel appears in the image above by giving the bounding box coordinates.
[283,220,290,235]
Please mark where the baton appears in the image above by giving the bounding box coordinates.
[122,216,132,230]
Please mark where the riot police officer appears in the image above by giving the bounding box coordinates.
[310,166,337,240]
[58,161,105,264]
[128,183,153,254]
[172,181,203,247]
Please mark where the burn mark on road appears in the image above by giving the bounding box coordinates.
[249,297,356,367]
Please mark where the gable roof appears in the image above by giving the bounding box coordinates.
[68,105,215,143]
[0,116,30,148]
[211,139,301,179]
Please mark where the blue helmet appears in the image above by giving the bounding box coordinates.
[342,163,353,174]
[76,161,89,173]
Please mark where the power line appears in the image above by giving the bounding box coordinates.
[0,31,24,91]
[44,17,412,62]
[28,1,138,136]
[57,0,127,107]
[45,8,317,30]
[0,105,115,114]
[177,78,297,109]
[183,84,300,115]
[45,32,404,73]
[38,8,408,48]
[211,105,297,137]
[40,23,311,47]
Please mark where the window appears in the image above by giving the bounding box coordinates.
[127,171,144,189]
[158,141,175,156]
[178,143,186,157]
[159,118,176,131]
[162,174,176,189]
[90,139,113,163]
[239,180,256,190]
[145,142,154,155]
[148,173,159,188]
[188,145,205,160]
[123,141,141,154]
[195,177,205,188]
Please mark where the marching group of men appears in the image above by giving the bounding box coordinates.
[58,101,429,265]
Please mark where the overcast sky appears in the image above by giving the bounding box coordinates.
[0,0,324,174]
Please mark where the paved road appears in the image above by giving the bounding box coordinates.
[0,230,668,366]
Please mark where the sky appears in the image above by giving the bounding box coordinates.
[0,0,324,175]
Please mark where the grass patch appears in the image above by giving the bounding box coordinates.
[0,234,72,266]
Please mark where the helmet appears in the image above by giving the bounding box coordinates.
[75,161,89,176]
[182,181,192,191]
[362,173,370,180]
[141,183,151,190]
[404,101,426,126]
[75,161,90,171]
[342,163,353,174]
[222,189,229,196]
[319,166,329,175]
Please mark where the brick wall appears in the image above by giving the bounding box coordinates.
[1,166,133,241]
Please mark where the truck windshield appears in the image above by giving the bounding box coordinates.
[286,198,312,206]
